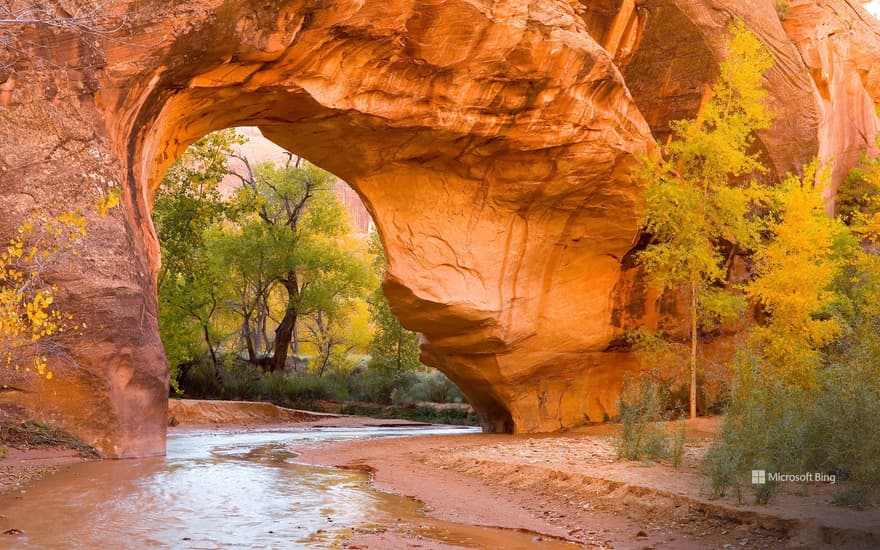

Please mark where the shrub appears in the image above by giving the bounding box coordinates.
[180,360,221,397]
[809,360,880,506]
[705,339,880,506]
[218,360,262,400]
[703,353,814,504]
[669,419,687,468]
[616,377,671,461]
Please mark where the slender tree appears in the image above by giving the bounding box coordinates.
[635,21,774,418]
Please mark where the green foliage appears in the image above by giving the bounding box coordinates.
[175,354,467,415]
[837,146,880,228]
[339,403,478,426]
[704,156,880,506]
[392,370,466,405]
[669,419,687,468]
[228,160,372,371]
[703,352,813,504]
[154,129,244,391]
[367,232,422,374]
[634,21,775,417]
[615,377,672,462]
[154,131,374,389]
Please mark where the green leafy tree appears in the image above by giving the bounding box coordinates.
[232,161,372,372]
[367,232,421,373]
[635,21,774,418]
[153,129,245,389]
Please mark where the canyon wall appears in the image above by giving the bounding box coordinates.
[0,0,877,456]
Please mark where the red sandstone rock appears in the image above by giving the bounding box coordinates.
[0,0,877,456]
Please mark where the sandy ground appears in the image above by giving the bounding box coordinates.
[296,418,880,550]
[167,398,434,430]
[0,447,91,499]
[5,400,879,548]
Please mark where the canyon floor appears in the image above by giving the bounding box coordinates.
[295,418,880,550]
[3,400,879,549]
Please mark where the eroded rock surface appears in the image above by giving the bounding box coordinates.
[0,0,877,456]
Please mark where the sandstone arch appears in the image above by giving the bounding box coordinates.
[0,0,877,457]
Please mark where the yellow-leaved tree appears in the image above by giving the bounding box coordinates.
[746,161,847,388]
[0,190,119,383]
[634,21,775,418]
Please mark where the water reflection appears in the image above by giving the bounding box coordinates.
[0,426,575,549]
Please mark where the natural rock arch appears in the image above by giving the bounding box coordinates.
[0,0,877,457]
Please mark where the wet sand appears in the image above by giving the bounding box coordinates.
[5,400,879,548]
[0,447,91,497]
[296,419,880,549]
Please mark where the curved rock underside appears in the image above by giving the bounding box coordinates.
[0,0,877,457]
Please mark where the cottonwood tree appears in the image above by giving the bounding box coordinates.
[153,129,244,387]
[228,161,371,372]
[746,162,847,387]
[635,21,774,418]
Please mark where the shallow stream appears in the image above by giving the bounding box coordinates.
[0,426,576,549]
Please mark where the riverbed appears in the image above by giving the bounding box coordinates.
[0,425,578,549]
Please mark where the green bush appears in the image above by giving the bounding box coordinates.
[340,403,479,425]
[218,360,262,400]
[348,362,419,404]
[704,353,818,504]
[810,361,880,506]
[669,419,687,468]
[180,360,221,397]
[615,377,671,461]
[704,345,880,506]
[404,370,466,404]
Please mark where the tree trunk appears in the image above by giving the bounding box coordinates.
[690,281,698,419]
[269,274,299,373]
[292,320,300,366]
[242,315,256,363]
[203,324,218,368]
[270,307,296,372]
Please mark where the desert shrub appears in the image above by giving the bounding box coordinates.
[340,403,478,425]
[669,419,687,468]
[348,363,419,404]
[180,360,221,397]
[809,360,880,506]
[616,377,671,461]
[218,360,262,400]
[703,353,813,504]
[389,370,465,405]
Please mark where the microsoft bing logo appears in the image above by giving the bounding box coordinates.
[751,470,766,484]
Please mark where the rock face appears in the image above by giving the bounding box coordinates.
[0,0,877,457]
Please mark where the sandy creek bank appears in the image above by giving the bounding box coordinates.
[2,400,878,548]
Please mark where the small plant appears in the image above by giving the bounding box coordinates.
[669,419,687,468]
[776,0,790,20]
[616,377,670,461]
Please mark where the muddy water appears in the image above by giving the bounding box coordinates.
[0,426,577,549]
